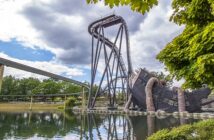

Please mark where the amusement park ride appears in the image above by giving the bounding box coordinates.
[87,14,212,112]
[0,14,213,112]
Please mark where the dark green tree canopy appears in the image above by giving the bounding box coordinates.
[170,0,214,25]
[87,0,158,14]
[157,0,214,89]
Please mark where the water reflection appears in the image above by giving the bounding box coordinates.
[0,111,80,139]
[0,111,199,140]
[82,114,132,140]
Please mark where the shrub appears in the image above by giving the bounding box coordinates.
[54,97,63,102]
[65,96,77,107]
[147,119,214,140]
[64,96,82,108]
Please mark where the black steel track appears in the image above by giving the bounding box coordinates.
[88,14,133,75]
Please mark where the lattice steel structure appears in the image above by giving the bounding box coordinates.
[88,15,133,108]
[87,15,213,112]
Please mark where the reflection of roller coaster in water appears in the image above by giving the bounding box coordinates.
[80,114,134,140]
[88,14,212,112]
[78,113,197,140]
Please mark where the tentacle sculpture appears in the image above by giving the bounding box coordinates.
[176,87,186,112]
[145,77,159,112]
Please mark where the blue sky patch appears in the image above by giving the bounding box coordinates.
[0,40,54,61]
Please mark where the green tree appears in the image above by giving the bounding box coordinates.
[32,79,61,95]
[1,76,19,95]
[87,0,158,14]
[60,81,82,94]
[18,78,40,95]
[1,77,41,95]
[157,0,214,89]
[0,76,84,96]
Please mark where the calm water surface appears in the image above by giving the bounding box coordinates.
[0,111,199,140]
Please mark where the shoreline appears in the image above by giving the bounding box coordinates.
[0,102,63,112]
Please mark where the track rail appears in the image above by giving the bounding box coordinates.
[88,14,133,75]
[0,57,89,88]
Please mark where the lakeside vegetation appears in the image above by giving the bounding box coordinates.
[147,119,214,140]
[0,76,86,108]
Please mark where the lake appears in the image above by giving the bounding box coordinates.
[0,111,199,140]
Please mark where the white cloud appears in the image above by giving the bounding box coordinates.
[0,1,41,47]
[0,0,61,53]
[173,79,185,87]
[129,0,184,72]
[0,52,84,79]
[0,0,185,86]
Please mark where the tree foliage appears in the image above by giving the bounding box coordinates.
[1,76,19,95]
[150,71,173,87]
[157,0,214,89]
[0,76,82,95]
[32,79,61,95]
[86,0,158,14]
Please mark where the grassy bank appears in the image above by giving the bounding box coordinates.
[0,102,63,111]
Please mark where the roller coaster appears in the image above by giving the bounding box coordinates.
[87,14,212,112]
[88,15,133,109]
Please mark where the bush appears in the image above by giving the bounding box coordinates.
[57,106,64,110]
[54,97,63,102]
[65,96,81,107]
[147,119,214,140]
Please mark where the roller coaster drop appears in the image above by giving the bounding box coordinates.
[88,15,212,112]
[88,15,133,109]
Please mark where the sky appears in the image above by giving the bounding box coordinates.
[0,0,184,85]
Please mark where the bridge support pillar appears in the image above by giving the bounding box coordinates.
[0,64,4,93]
